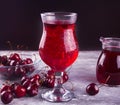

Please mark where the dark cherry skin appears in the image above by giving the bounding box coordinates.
[42,76,55,88]
[9,53,21,61]
[26,58,33,64]
[14,84,26,98]
[30,76,40,87]
[86,83,99,95]
[27,84,38,97]
[0,85,11,93]
[14,67,26,77]
[22,79,31,89]
[1,91,13,104]
[21,76,29,84]
[32,74,41,80]
[0,53,35,79]
[41,70,69,88]
[9,60,20,66]
[20,59,27,65]
[62,72,69,83]
[0,74,41,104]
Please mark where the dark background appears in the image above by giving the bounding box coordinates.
[0,0,120,50]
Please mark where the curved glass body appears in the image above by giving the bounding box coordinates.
[39,12,79,102]
[96,37,120,85]
[39,22,78,72]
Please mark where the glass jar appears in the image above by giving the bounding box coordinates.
[96,37,120,86]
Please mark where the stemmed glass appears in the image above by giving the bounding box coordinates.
[39,12,79,102]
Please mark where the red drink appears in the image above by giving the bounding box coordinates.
[39,12,78,102]
[96,48,120,85]
[39,22,79,72]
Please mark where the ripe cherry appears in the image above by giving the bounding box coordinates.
[14,84,26,98]
[9,53,21,61]
[9,60,20,66]
[45,70,55,79]
[20,59,27,65]
[1,91,13,104]
[32,74,40,80]
[14,67,26,77]
[0,85,11,93]
[21,76,29,84]
[42,76,55,88]
[62,72,69,83]
[86,83,99,95]
[27,84,38,97]
[10,82,20,97]
[47,70,54,76]
[22,79,31,89]
[25,58,33,64]
[30,77,40,87]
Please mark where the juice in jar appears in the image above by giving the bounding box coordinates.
[96,48,120,85]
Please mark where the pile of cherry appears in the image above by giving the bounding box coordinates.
[0,71,100,104]
[0,74,40,104]
[0,53,100,104]
[0,68,69,104]
[0,53,35,78]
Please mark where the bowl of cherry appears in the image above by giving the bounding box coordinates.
[0,52,40,79]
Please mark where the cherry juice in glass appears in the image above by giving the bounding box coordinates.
[39,12,79,102]
[39,22,78,72]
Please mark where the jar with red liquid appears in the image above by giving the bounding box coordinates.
[96,37,120,86]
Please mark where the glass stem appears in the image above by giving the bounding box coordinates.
[55,72,63,87]
[53,72,65,95]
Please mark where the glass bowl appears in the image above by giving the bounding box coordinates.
[0,53,40,80]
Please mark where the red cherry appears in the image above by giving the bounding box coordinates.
[86,83,99,95]
[25,58,33,64]
[14,84,26,98]
[22,79,31,89]
[47,77,55,88]
[1,85,11,93]
[32,74,40,80]
[20,59,27,65]
[9,53,21,61]
[27,84,38,97]
[47,70,54,76]
[9,60,20,66]
[10,82,19,92]
[62,72,69,83]
[45,70,55,80]
[14,67,26,77]
[42,76,55,88]
[21,76,29,84]
[30,77,40,87]
[1,91,13,104]
[10,82,20,97]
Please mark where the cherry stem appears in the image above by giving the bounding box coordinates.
[6,41,13,50]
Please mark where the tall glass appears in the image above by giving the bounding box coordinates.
[39,12,79,102]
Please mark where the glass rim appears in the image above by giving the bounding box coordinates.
[100,37,120,43]
[41,12,77,17]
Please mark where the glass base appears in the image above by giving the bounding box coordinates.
[41,87,73,102]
